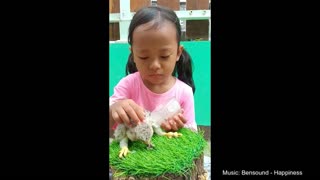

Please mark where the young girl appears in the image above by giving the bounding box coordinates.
[109,6,197,132]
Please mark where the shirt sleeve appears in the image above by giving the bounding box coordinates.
[180,86,198,131]
[109,76,131,106]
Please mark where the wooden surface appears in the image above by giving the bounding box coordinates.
[109,0,120,13]
[186,0,210,40]
[157,0,180,10]
[109,0,120,41]
[198,125,211,141]
[130,0,151,12]
[186,0,209,10]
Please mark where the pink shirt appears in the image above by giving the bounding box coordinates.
[110,72,197,131]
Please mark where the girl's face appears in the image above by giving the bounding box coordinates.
[131,20,183,92]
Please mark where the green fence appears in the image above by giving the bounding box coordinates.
[109,41,211,126]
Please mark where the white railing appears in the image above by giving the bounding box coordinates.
[109,0,211,43]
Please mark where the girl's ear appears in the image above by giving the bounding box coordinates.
[177,45,184,61]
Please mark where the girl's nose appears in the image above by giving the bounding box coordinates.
[149,59,161,70]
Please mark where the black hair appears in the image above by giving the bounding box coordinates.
[125,6,195,94]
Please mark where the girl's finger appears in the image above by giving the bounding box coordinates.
[112,110,123,124]
[130,101,145,122]
[116,108,130,126]
[174,116,184,128]
[178,113,187,123]
[123,104,140,126]
[170,120,178,131]
[161,121,171,131]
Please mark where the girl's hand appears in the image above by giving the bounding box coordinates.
[160,109,186,132]
[110,99,145,127]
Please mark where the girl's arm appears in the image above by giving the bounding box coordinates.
[180,87,197,131]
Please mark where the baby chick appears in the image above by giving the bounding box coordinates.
[113,110,182,158]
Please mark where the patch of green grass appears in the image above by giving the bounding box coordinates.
[109,128,207,178]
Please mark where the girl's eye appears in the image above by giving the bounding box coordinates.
[139,57,148,60]
[161,56,170,59]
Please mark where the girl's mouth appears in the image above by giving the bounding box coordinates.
[149,74,162,77]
